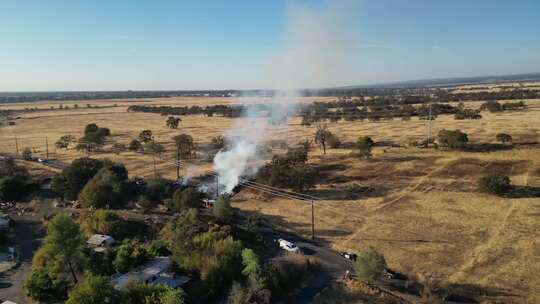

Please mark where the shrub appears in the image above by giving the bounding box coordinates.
[168,187,203,211]
[23,268,69,303]
[129,139,142,151]
[478,172,511,194]
[437,129,468,149]
[211,135,225,150]
[22,147,32,160]
[353,247,386,283]
[65,274,122,304]
[355,136,374,159]
[496,133,512,144]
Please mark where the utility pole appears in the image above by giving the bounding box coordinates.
[215,175,219,198]
[45,137,49,159]
[175,144,181,180]
[426,103,432,147]
[14,135,19,154]
[311,200,315,240]
[152,153,157,178]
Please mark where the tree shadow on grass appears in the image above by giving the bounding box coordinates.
[463,143,513,152]
[503,186,540,198]
[442,282,522,302]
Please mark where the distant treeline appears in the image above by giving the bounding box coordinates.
[128,104,247,117]
[2,87,538,104]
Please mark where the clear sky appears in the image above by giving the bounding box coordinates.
[1,0,539,91]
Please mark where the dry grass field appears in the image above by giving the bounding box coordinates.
[1,97,540,302]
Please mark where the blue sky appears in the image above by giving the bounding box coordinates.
[1,0,539,91]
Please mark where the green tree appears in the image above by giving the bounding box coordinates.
[213,194,233,223]
[139,129,153,143]
[41,213,86,284]
[113,239,149,273]
[65,274,122,304]
[353,247,386,283]
[52,157,105,200]
[314,124,332,154]
[22,147,32,160]
[23,268,69,303]
[166,116,181,129]
[355,136,374,159]
[478,172,511,195]
[496,133,512,145]
[78,166,130,208]
[437,129,468,149]
[80,209,124,238]
[169,187,203,211]
[0,159,37,201]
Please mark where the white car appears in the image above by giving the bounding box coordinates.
[277,238,300,253]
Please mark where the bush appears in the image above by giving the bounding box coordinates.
[65,274,122,304]
[353,247,386,283]
[22,147,32,160]
[129,139,142,151]
[211,136,225,150]
[355,136,374,159]
[496,133,512,144]
[80,209,125,239]
[113,239,151,273]
[478,172,511,194]
[168,187,203,211]
[23,268,69,303]
[437,129,468,149]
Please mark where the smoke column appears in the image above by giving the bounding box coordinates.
[213,0,360,193]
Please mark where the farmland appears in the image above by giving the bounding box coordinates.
[1,95,540,302]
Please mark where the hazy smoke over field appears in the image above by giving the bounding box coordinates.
[213,1,359,193]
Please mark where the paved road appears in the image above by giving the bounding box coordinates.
[0,218,40,304]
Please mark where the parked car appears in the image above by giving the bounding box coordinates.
[277,238,300,253]
[339,251,357,261]
[37,158,48,163]
[134,177,146,186]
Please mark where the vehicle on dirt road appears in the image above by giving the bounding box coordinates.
[277,238,300,253]
[339,251,357,261]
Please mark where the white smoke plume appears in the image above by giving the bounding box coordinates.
[213,0,359,194]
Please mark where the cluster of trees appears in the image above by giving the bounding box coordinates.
[76,123,112,152]
[454,103,482,120]
[160,207,318,302]
[55,135,77,149]
[24,213,184,304]
[128,104,245,118]
[0,158,38,202]
[256,142,317,191]
[52,158,130,204]
[299,102,458,125]
[480,100,527,112]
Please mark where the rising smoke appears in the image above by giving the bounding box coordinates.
[213,0,359,194]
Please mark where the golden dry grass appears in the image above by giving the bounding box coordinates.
[1,97,540,302]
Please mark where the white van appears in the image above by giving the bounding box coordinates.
[277,238,300,253]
